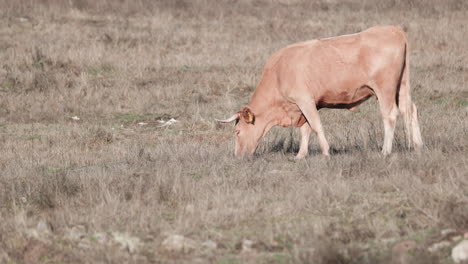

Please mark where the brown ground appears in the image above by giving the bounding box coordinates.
[0,0,467,263]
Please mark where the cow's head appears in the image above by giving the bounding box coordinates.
[217,107,264,157]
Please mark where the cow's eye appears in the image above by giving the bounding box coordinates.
[235,130,240,136]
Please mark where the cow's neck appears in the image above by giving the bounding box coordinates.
[247,87,281,136]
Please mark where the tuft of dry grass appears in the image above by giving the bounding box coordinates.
[0,0,467,263]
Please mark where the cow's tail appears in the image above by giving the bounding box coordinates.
[398,40,413,149]
[398,33,424,151]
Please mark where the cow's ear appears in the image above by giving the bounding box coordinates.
[241,107,255,124]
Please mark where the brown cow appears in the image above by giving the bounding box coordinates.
[218,26,423,158]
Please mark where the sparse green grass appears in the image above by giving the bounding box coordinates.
[269,253,290,264]
[457,100,468,107]
[0,0,467,263]
[2,81,14,90]
[87,63,115,77]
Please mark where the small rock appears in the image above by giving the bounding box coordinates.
[77,239,91,249]
[66,225,86,241]
[71,116,80,121]
[137,122,147,126]
[235,239,268,253]
[161,235,196,254]
[36,219,52,235]
[184,204,195,215]
[92,232,109,244]
[25,229,39,240]
[381,237,398,245]
[428,241,451,253]
[112,232,141,254]
[18,17,29,23]
[452,240,468,263]
[159,118,179,127]
[241,239,254,253]
[392,240,417,254]
[201,240,217,251]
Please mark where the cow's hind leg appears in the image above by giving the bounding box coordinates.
[381,102,399,155]
[410,103,423,150]
[373,81,399,155]
[296,100,330,156]
[296,123,312,159]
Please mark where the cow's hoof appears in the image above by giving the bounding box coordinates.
[295,154,307,160]
[381,150,391,156]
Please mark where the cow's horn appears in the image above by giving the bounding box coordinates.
[216,113,239,123]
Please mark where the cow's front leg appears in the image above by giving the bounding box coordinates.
[296,100,330,156]
[296,123,311,159]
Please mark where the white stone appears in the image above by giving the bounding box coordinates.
[161,235,196,254]
[184,204,195,214]
[25,228,39,239]
[201,240,217,250]
[36,219,52,235]
[381,237,398,245]
[241,239,254,253]
[92,232,109,244]
[66,225,86,241]
[452,240,468,263]
[112,232,141,254]
[77,240,91,249]
[159,118,179,127]
[428,241,451,253]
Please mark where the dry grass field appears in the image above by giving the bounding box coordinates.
[1,0,467,263]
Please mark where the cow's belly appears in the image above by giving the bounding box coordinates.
[313,61,375,110]
[316,85,375,110]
